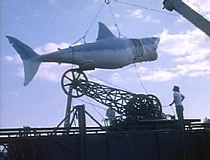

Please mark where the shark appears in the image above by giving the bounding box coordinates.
[6,22,159,86]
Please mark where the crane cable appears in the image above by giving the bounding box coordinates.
[85,97,105,118]
[75,98,107,120]
[83,2,105,42]
[162,105,176,116]
[107,1,122,37]
[71,2,105,46]
[71,0,122,46]
[86,73,131,92]
[71,0,180,46]
[115,0,178,16]
[133,63,148,94]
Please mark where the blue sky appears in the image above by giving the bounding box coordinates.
[1,0,210,128]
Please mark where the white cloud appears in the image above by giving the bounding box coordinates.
[159,29,200,56]
[184,0,210,12]
[33,41,72,82]
[35,42,70,55]
[176,50,209,62]
[125,9,159,23]
[87,76,105,85]
[143,15,160,23]
[141,69,176,82]
[181,0,210,21]
[129,27,210,82]
[110,25,118,33]
[174,60,210,77]
[176,15,186,23]
[127,9,143,19]
[142,15,152,22]
[4,55,21,64]
[110,72,124,83]
[173,0,210,36]
[16,66,24,78]
[132,59,210,82]
[129,66,148,74]
[114,13,120,18]
[5,42,72,83]
[159,28,210,60]
[35,63,68,82]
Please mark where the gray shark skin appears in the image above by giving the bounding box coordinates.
[6,22,159,86]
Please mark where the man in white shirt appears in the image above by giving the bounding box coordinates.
[169,86,185,131]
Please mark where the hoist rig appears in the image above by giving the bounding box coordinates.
[60,69,167,127]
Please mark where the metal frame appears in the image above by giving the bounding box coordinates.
[61,69,163,125]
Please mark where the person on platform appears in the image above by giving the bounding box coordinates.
[169,86,185,131]
[106,105,116,126]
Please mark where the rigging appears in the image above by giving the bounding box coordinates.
[115,0,178,16]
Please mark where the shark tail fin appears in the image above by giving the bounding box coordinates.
[6,36,41,86]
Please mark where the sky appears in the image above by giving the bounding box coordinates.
[1,0,210,128]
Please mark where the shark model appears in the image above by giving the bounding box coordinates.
[7,22,159,86]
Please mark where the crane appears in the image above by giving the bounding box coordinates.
[163,0,210,37]
[61,69,164,126]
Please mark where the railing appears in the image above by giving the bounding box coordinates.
[185,122,210,130]
[1,122,210,160]
[0,126,107,139]
[0,126,107,160]
[1,119,209,138]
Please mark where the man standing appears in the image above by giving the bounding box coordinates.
[169,86,185,131]
[106,106,116,126]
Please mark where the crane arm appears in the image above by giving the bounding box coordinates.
[163,0,210,37]
[83,80,162,119]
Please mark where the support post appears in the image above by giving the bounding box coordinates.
[75,105,86,160]
[64,88,72,127]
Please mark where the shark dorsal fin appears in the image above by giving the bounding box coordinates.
[96,22,116,40]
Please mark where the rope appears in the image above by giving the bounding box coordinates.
[86,73,131,92]
[115,0,178,17]
[71,36,85,46]
[133,63,148,94]
[85,97,105,118]
[75,98,107,111]
[84,2,105,40]
[71,2,105,46]
[107,3,122,37]
[71,0,122,45]
[162,105,176,116]
[71,0,179,46]
[170,105,176,116]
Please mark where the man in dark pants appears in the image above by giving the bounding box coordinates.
[169,86,185,131]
